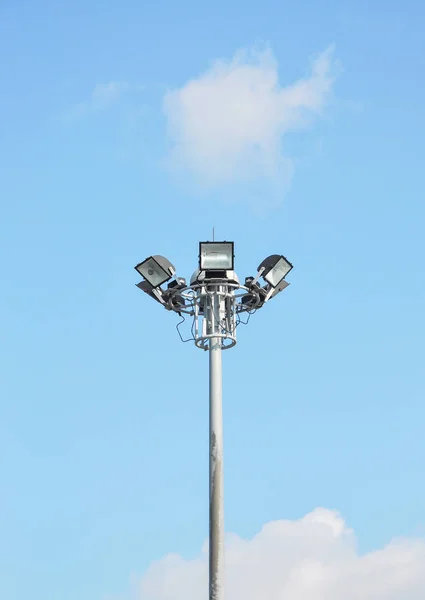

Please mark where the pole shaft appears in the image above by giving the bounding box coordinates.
[209,291,224,600]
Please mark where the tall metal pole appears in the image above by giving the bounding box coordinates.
[208,289,224,600]
[134,243,293,600]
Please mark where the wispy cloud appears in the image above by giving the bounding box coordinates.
[137,508,425,599]
[163,45,338,196]
[64,81,124,120]
[90,81,122,109]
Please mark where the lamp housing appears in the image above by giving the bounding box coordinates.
[257,254,293,288]
[199,242,234,271]
[135,255,175,288]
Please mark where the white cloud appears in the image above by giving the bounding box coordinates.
[164,46,338,190]
[138,508,425,599]
[65,81,123,119]
[90,81,122,109]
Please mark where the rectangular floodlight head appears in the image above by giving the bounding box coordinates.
[199,241,234,271]
[262,256,293,288]
[135,255,175,288]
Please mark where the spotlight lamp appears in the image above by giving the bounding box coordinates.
[135,246,293,313]
[257,254,293,288]
[199,241,234,271]
[134,255,176,288]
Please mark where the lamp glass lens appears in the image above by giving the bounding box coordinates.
[200,243,233,270]
[137,257,169,287]
[264,257,292,287]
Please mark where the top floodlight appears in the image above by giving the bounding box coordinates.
[199,242,234,271]
[258,254,293,288]
[135,255,176,288]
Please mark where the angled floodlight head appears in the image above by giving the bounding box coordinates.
[136,280,165,304]
[257,254,293,288]
[135,255,175,288]
[199,242,234,271]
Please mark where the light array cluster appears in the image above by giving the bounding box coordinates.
[134,241,293,318]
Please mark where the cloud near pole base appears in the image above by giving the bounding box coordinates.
[164,46,338,193]
[139,508,425,599]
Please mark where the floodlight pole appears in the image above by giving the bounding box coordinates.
[135,244,293,600]
[208,287,225,600]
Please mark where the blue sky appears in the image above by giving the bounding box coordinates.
[1,1,424,599]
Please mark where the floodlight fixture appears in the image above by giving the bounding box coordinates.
[257,254,293,288]
[199,241,234,271]
[135,255,175,288]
